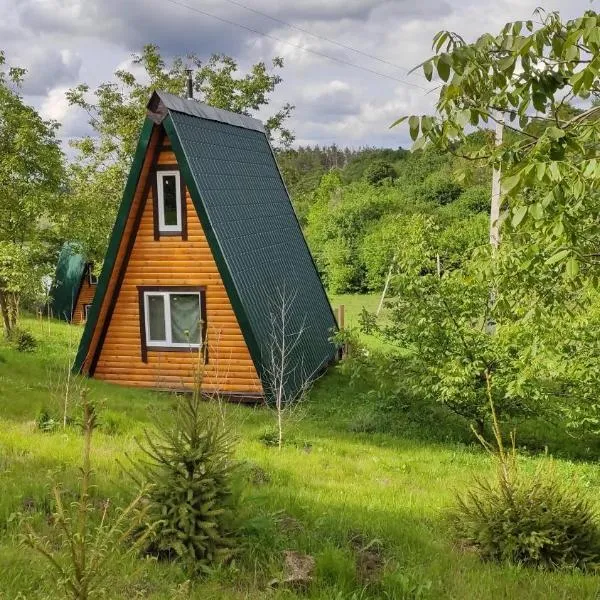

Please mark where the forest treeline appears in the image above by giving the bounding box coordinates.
[278,139,491,293]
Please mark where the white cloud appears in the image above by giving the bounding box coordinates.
[1,0,596,150]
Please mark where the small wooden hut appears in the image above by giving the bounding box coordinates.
[50,243,97,324]
[73,91,337,399]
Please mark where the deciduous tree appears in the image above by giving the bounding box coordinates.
[0,51,64,335]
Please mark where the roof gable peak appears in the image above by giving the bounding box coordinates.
[147,90,265,133]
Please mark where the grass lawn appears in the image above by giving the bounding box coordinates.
[1,314,600,598]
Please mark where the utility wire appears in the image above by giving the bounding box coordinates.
[163,0,431,91]
[216,0,418,76]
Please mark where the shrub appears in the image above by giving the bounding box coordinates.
[452,384,600,571]
[134,394,239,574]
[364,160,396,185]
[453,466,600,570]
[419,174,463,205]
[258,428,280,447]
[9,327,37,352]
[36,407,58,433]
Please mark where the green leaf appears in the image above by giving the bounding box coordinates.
[532,92,546,113]
[437,55,451,82]
[552,221,564,237]
[530,203,544,220]
[423,61,433,81]
[545,249,570,265]
[499,55,516,72]
[535,162,546,181]
[389,116,408,129]
[409,116,420,141]
[546,126,565,140]
[565,256,579,279]
[512,205,528,227]
[503,173,522,194]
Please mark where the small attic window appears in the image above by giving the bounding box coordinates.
[157,171,182,233]
[88,267,98,285]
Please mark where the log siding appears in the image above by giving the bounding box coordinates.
[72,277,96,324]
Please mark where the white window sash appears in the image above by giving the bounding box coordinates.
[144,291,202,348]
[157,170,182,233]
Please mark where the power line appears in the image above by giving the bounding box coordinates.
[216,0,417,76]
[163,0,431,91]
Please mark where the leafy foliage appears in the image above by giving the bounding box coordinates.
[0,52,64,335]
[133,393,238,574]
[363,160,396,185]
[300,139,489,293]
[398,9,600,284]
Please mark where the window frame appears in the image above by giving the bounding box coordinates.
[137,286,207,361]
[156,170,182,234]
[83,303,92,321]
[88,266,98,286]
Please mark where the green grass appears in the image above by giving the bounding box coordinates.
[329,293,393,351]
[1,315,600,598]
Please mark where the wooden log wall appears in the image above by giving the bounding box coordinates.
[91,129,263,394]
[73,278,96,324]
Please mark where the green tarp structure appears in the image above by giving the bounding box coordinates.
[74,91,338,398]
[50,242,86,322]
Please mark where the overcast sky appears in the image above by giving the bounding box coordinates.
[1,0,595,153]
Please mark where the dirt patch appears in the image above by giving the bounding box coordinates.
[277,513,304,534]
[349,532,385,583]
[270,550,315,589]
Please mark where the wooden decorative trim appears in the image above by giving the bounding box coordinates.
[152,167,159,241]
[154,164,179,170]
[137,285,208,364]
[89,127,164,375]
[181,179,188,242]
[73,118,155,374]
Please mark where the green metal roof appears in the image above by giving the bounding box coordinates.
[50,242,86,322]
[75,93,338,397]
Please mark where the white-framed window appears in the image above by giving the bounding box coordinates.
[157,170,182,233]
[83,304,92,321]
[143,290,202,348]
[88,267,98,285]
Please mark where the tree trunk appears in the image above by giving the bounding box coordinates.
[0,291,11,337]
[474,417,485,438]
[8,292,18,331]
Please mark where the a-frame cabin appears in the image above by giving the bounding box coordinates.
[73,91,338,399]
[51,243,98,324]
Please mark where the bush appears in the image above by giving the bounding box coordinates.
[134,394,239,574]
[453,466,600,570]
[9,327,37,352]
[419,174,463,205]
[36,407,58,433]
[364,160,396,185]
[452,397,600,571]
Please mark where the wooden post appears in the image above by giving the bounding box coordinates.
[377,253,397,316]
[338,304,345,330]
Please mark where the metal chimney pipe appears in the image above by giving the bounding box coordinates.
[185,69,193,99]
